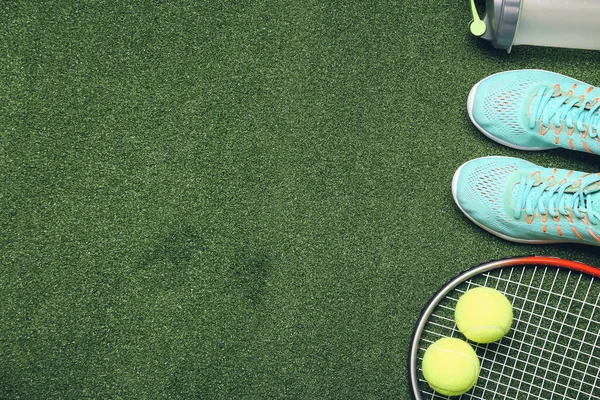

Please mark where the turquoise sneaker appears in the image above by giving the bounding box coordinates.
[452,156,600,246]
[468,70,600,154]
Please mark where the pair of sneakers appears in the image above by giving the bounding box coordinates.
[453,70,600,247]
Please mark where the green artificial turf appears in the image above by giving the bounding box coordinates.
[2,1,600,398]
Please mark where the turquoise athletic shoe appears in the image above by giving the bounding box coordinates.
[468,70,600,154]
[452,156,600,246]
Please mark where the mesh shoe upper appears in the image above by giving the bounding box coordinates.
[468,70,600,154]
[452,156,600,246]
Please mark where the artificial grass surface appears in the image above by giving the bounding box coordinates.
[2,1,600,398]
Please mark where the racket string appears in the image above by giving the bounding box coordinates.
[414,263,600,400]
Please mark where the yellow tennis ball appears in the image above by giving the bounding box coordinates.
[455,287,513,343]
[422,337,480,396]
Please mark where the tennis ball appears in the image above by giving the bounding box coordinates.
[455,287,513,343]
[422,337,480,396]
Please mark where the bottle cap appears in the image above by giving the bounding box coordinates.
[474,0,521,52]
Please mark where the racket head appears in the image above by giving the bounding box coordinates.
[409,256,600,399]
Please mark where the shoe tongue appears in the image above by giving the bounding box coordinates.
[564,180,600,213]
[585,183,600,213]
[529,90,568,118]
[512,178,600,214]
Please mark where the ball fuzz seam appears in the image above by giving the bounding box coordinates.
[422,337,480,396]
[455,286,513,343]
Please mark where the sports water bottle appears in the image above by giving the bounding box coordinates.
[469,0,600,52]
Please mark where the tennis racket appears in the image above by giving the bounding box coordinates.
[409,256,600,399]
